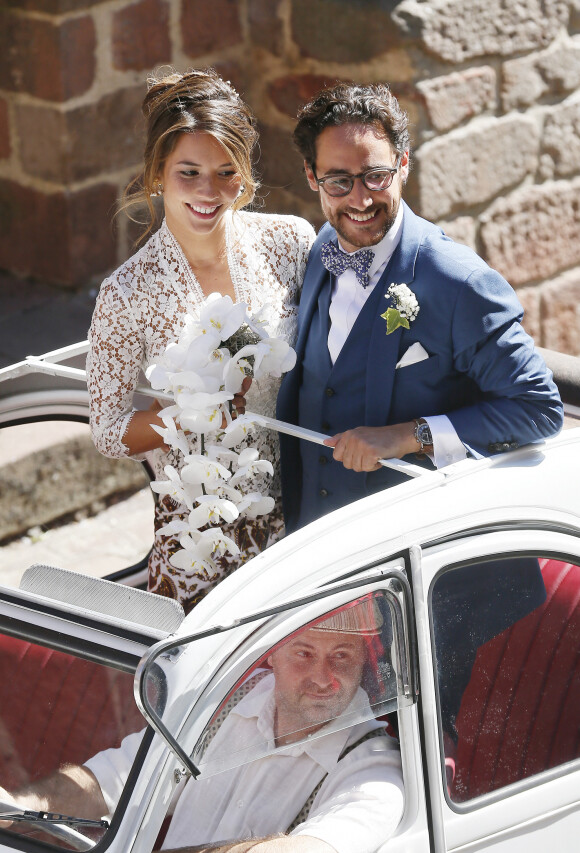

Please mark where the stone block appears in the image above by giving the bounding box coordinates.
[541,268,580,356]
[540,100,580,179]
[211,61,247,101]
[291,0,399,62]
[480,179,580,287]
[268,74,344,119]
[112,0,171,71]
[415,115,539,221]
[181,0,243,57]
[439,216,477,252]
[393,0,568,62]
[248,0,285,54]
[0,179,118,287]
[502,35,580,110]
[0,11,96,102]
[259,185,325,233]
[514,284,541,343]
[417,67,496,133]
[15,86,146,184]
[257,123,314,204]
[0,98,10,160]
[4,0,106,10]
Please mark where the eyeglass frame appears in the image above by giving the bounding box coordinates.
[311,156,402,197]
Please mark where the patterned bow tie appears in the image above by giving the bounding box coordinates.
[320,241,374,288]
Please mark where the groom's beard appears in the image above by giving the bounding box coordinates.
[326,196,400,251]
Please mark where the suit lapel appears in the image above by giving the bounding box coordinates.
[365,202,424,427]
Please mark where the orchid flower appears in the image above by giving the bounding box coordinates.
[181,455,232,488]
[150,415,190,456]
[188,495,240,528]
[220,415,256,449]
[168,544,216,576]
[150,465,194,509]
[252,337,297,378]
[223,357,251,394]
[197,526,241,558]
[198,294,249,342]
[236,492,276,518]
[229,448,274,484]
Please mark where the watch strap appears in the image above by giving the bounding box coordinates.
[414,419,433,454]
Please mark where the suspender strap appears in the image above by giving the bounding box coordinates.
[286,728,388,832]
[201,670,270,757]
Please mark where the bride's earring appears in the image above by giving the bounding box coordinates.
[150,182,164,198]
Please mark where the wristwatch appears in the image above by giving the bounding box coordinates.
[414,419,433,454]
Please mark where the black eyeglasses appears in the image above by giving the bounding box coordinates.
[313,159,401,197]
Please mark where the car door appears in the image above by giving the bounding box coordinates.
[413,526,580,853]
[132,567,432,853]
[0,564,185,853]
[0,343,155,588]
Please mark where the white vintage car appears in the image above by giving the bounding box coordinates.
[0,343,579,853]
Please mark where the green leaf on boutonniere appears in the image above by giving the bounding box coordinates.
[380,307,411,335]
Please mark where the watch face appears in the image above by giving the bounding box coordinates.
[418,423,432,445]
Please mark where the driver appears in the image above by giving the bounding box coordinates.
[0,600,404,853]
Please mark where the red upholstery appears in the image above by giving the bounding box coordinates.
[452,559,580,801]
[0,637,145,790]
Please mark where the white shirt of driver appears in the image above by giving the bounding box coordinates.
[327,204,466,467]
[86,674,404,853]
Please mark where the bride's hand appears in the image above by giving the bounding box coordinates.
[232,376,252,416]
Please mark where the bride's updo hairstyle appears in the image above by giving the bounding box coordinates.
[122,68,259,243]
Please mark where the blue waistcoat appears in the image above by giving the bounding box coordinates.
[296,272,412,528]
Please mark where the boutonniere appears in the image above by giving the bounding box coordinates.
[380,283,420,334]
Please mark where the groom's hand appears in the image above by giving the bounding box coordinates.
[324,422,419,471]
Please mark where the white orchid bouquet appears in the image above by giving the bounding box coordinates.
[145,293,296,577]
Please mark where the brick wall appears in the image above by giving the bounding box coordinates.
[0,0,579,354]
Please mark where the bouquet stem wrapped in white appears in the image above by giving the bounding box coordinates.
[146,293,296,578]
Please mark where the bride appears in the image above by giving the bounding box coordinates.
[87,68,314,612]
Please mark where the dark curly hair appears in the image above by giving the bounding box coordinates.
[293,82,410,169]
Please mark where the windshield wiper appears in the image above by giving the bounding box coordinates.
[0,810,109,829]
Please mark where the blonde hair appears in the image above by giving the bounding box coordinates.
[121,68,259,244]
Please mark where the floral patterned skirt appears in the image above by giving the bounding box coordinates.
[148,494,285,614]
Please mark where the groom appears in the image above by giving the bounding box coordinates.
[277,82,563,534]
[276,82,564,737]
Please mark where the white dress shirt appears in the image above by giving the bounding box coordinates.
[328,206,467,466]
[86,674,404,853]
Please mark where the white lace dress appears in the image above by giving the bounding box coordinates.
[87,211,315,611]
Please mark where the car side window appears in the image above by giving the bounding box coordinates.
[192,591,399,778]
[0,632,146,850]
[431,556,580,802]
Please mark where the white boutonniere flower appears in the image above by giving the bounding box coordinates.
[381,283,420,334]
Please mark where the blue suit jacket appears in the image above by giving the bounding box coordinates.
[277,202,563,531]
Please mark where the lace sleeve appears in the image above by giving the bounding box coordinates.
[87,276,145,459]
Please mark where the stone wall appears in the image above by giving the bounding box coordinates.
[1,0,579,354]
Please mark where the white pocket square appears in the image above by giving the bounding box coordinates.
[396,342,430,368]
